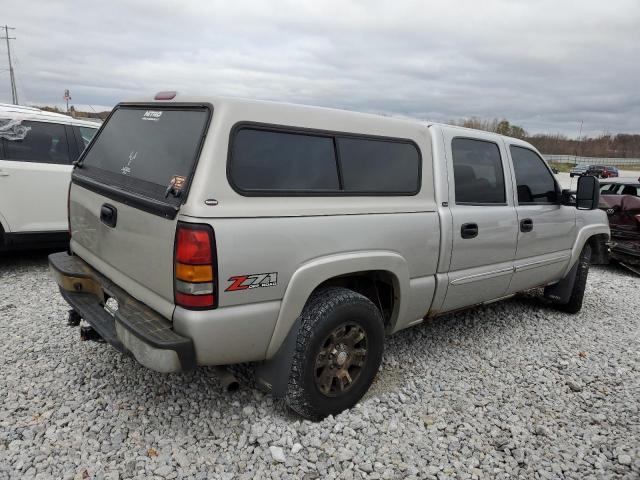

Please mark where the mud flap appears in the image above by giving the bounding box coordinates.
[589,234,610,265]
[544,259,579,304]
[254,318,301,398]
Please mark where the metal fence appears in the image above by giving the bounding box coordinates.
[542,154,640,167]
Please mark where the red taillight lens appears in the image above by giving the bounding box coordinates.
[175,292,215,308]
[174,223,217,310]
[176,228,212,264]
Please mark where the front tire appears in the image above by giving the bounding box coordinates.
[285,287,385,420]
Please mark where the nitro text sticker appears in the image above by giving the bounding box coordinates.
[142,110,162,121]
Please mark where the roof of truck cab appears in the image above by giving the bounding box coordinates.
[0,103,100,128]
[428,121,539,146]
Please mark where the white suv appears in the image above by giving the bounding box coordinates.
[0,104,99,250]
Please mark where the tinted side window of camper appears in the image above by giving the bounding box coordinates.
[338,137,420,193]
[230,128,339,192]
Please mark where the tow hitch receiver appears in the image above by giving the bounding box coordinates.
[80,319,105,343]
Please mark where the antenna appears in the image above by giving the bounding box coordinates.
[0,25,18,105]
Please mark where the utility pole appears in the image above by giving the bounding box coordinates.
[1,25,18,105]
[574,120,583,165]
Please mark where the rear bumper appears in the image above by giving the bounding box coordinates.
[49,251,196,373]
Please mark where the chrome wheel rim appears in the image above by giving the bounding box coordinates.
[314,323,368,397]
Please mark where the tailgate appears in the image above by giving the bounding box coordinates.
[68,104,211,319]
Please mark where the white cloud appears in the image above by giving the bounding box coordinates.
[2,0,639,135]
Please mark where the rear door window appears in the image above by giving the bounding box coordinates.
[338,137,419,193]
[510,146,558,204]
[4,121,71,164]
[78,106,209,201]
[230,128,339,191]
[451,138,506,204]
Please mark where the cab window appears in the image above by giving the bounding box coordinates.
[451,138,506,204]
[510,146,558,204]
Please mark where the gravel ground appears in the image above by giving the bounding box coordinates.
[1,252,639,480]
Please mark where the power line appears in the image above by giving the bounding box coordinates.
[0,25,18,105]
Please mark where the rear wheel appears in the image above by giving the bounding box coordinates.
[285,287,385,420]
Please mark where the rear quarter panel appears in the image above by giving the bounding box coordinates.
[210,212,440,308]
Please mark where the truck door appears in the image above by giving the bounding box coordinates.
[440,131,518,311]
[504,144,576,293]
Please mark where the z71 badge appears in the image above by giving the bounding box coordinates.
[226,273,278,292]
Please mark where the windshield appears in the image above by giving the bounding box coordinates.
[78,106,209,201]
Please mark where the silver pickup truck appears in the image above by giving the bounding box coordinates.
[49,94,609,419]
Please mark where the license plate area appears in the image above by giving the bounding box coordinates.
[103,295,119,317]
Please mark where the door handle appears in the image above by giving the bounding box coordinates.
[461,223,479,239]
[520,218,534,232]
[0,170,9,177]
[100,204,118,228]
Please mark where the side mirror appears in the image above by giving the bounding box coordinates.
[576,175,599,210]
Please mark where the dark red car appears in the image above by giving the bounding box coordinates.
[588,165,619,178]
[599,177,640,274]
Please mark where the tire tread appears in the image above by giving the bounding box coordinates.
[285,287,383,420]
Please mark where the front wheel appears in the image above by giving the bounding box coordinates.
[285,287,385,420]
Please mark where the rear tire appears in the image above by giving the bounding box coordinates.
[550,244,592,314]
[285,287,385,420]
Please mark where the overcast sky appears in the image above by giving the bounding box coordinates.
[2,0,639,135]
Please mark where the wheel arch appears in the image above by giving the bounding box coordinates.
[265,250,410,359]
[563,223,610,276]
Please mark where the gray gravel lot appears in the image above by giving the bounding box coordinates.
[1,252,639,480]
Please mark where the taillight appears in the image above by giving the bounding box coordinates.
[174,223,217,309]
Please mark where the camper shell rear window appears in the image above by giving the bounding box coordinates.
[73,104,211,216]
